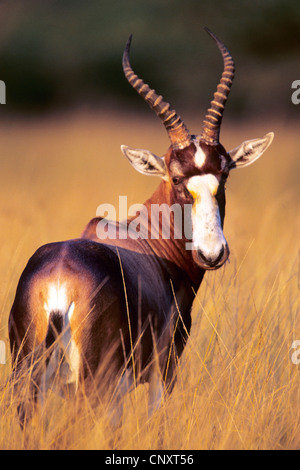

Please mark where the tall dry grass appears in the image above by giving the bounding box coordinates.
[0,111,299,449]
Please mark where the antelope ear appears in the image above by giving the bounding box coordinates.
[228,132,274,169]
[121,145,167,177]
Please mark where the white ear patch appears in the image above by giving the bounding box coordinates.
[120,145,167,177]
[228,132,274,169]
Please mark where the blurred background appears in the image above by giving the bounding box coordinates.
[0,0,299,119]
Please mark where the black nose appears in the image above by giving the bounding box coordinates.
[197,245,225,268]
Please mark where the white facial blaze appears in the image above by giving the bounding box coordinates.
[194,140,206,168]
[187,175,227,260]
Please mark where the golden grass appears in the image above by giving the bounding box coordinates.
[0,111,299,449]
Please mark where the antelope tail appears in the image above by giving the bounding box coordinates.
[39,301,80,401]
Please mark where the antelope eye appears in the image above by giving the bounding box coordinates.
[172,176,182,186]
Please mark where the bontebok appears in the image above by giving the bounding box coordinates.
[9,28,274,426]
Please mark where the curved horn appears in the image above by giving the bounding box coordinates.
[122,35,191,150]
[201,28,235,146]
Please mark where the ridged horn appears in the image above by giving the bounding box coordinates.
[122,35,191,150]
[201,27,235,146]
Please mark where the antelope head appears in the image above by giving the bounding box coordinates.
[121,29,274,270]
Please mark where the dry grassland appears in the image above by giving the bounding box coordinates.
[0,111,299,449]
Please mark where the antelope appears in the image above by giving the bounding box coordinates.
[8,28,273,426]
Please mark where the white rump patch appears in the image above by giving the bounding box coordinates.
[44,283,68,318]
